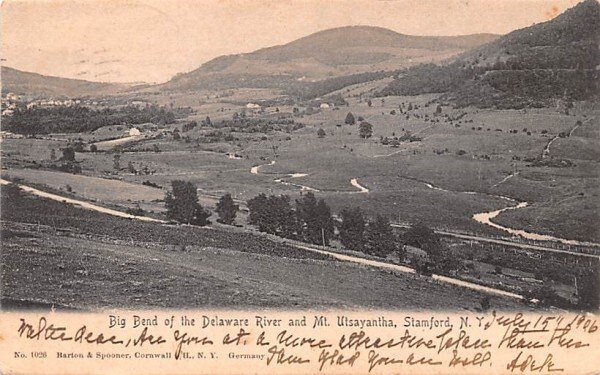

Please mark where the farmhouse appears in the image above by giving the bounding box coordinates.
[128,127,141,136]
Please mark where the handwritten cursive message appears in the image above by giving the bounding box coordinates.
[2,312,598,374]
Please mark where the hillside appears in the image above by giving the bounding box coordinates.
[1,66,129,98]
[378,0,600,108]
[163,26,498,92]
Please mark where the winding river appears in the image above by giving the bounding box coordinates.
[419,179,599,247]
[249,159,598,247]
[251,161,369,194]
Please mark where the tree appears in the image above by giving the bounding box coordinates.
[315,199,334,245]
[216,193,238,225]
[359,121,373,139]
[268,195,296,238]
[50,148,56,161]
[127,161,137,174]
[402,222,458,274]
[165,180,211,225]
[247,193,269,231]
[435,104,442,114]
[364,215,398,257]
[113,154,121,171]
[205,116,212,126]
[247,193,296,237]
[172,128,181,140]
[345,112,356,125]
[577,266,600,310]
[403,223,439,255]
[367,99,372,107]
[89,144,98,152]
[61,147,75,162]
[339,207,366,251]
[296,192,333,245]
[317,128,326,138]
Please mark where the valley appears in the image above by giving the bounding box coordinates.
[1,0,599,311]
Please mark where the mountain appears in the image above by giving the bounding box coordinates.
[1,66,129,98]
[378,0,600,108]
[162,26,498,91]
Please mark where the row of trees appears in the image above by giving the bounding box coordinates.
[4,104,176,135]
[246,192,446,264]
[165,180,238,226]
[339,207,397,257]
[165,182,444,263]
[247,192,334,245]
[163,180,596,309]
[164,182,453,273]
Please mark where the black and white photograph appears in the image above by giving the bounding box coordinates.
[1,0,599,314]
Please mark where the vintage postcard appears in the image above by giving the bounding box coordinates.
[0,0,599,373]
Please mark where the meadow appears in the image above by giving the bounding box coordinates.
[2,85,598,243]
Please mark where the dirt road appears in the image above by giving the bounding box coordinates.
[2,178,530,301]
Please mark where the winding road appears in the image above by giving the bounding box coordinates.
[0,178,165,223]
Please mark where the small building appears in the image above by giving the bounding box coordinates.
[320,103,331,109]
[128,127,141,136]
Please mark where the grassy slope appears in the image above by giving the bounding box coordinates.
[0,186,523,311]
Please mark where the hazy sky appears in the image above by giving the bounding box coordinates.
[1,0,581,83]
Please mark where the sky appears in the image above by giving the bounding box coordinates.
[1,0,582,84]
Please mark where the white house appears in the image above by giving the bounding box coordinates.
[128,127,141,136]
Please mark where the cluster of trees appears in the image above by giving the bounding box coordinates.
[380,131,421,146]
[344,112,372,139]
[211,116,303,134]
[3,104,176,135]
[247,192,334,245]
[339,207,398,257]
[165,180,239,226]
[245,192,453,269]
[164,181,464,280]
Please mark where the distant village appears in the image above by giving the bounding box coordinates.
[1,92,149,117]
